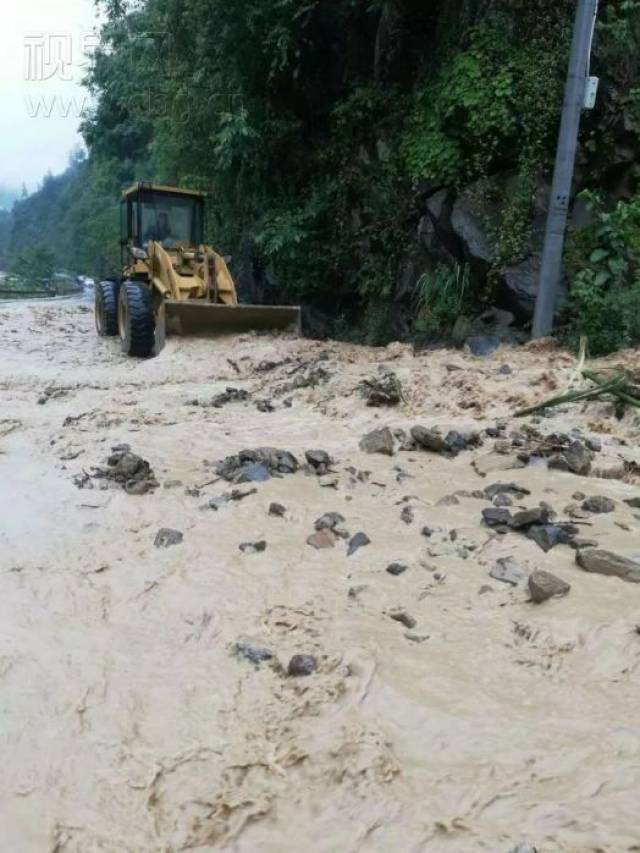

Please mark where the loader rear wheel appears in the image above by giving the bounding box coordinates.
[118,280,155,358]
[95,280,119,337]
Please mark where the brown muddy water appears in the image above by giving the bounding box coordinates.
[1,300,640,852]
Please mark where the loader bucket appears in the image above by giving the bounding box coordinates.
[163,300,302,339]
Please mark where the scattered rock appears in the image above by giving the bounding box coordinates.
[569,537,599,550]
[154,528,184,548]
[387,563,408,576]
[624,496,640,509]
[389,609,417,630]
[511,507,553,529]
[210,387,249,408]
[528,570,571,603]
[577,549,640,583]
[527,525,574,552]
[482,507,514,528]
[288,654,318,677]
[235,641,273,664]
[508,844,538,853]
[269,502,287,518]
[401,506,415,524]
[216,447,299,483]
[239,541,267,554]
[360,427,395,456]
[493,494,513,507]
[255,399,276,413]
[485,482,531,501]
[555,440,593,476]
[490,557,526,586]
[466,335,501,357]
[315,512,346,532]
[582,495,616,514]
[305,449,332,475]
[412,426,482,457]
[348,532,371,556]
[307,530,337,549]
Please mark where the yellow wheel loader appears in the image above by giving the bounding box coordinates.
[95,183,301,357]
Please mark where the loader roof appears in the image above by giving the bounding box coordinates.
[122,182,206,200]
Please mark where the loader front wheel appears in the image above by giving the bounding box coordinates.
[118,281,155,358]
[95,280,119,337]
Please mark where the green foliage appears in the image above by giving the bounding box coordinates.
[403,20,568,184]
[566,192,640,354]
[11,245,56,283]
[413,263,470,335]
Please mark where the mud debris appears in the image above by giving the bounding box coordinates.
[75,445,158,494]
[359,368,404,407]
[216,447,299,482]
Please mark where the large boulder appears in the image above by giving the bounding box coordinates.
[451,191,497,264]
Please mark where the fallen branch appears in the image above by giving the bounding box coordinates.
[515,369,640,417]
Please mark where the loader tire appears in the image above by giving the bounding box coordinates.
[95,280,119,337]
[118,280,155,358]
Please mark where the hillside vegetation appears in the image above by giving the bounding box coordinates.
[6,0,640,352]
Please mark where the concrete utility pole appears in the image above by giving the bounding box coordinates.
[532,0,599,339]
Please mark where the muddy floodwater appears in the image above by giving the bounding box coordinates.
[1,300,640,852]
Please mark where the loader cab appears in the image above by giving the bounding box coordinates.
[121,183,205,265]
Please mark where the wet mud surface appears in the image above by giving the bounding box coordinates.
[1,301,640,852]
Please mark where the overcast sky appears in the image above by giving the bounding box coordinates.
[0,0,100,193]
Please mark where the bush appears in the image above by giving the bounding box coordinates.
[565,192,640,354]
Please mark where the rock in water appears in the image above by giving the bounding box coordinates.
[564,440,593,476]
[576,549,640,583]
[511,507,553,529]
[582,495,616,514]
[360,427,395,456]
[315,512,346,532]
[216,447,299,482]
[388,609,417,629]
[624,496,640,509]
[269,502,287,517]
[348,532,371,556]
[154,528,184,548]
[239,541,267,554]
[509,845,538,853]
[387,563,408,576]
[288,654,317,677]
[527,525,573,552]
[307,530,337,550]
[528,570,571,603]
[482,507,514,528]
[235,641,273,664]
[305,449,332,474]
[490,557,526,587]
